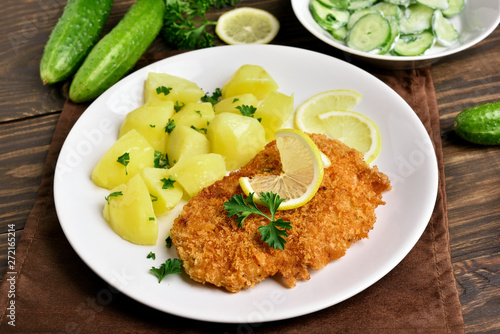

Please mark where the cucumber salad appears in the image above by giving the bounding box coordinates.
[310,0,464,56]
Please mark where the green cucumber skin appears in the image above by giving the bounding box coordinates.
[40,0,113,85]
[454,102,500,145]
[69,0,165,103]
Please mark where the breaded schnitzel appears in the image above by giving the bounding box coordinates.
[171,133,391,293]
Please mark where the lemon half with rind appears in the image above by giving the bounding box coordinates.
[239,129,324,210]
[216,7,280,45]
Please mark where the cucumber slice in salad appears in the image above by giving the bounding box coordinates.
[392,30,435,56]
[348,0,378,11]
[442,0,465,18]
[346,12,391,53]
[400,3,436,34]
[432,10,459,46]
[415,0,449,11]
[310,0,350,31]
[321,0,350,9]
[347,2,402,29]
[384,0,411,7]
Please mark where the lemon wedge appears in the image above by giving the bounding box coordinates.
[295,89,380,163]
[239,129,324,210]
[215,7,280,45]
[295,89,362,133]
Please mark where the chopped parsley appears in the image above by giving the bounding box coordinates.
[174,101,184,112]
[117,152,130,175]
[201,87,222,106]
[190,125,207,134]
[236,105,261,122]
[150,258,183,283]
[147,252,156,260]
[156,86,172,96]
[165,119,176,134]
[105,191,123,203]
[161,176,176,189]
[150,194,158,202]
[154,151,170,168]
[224,192,292,250]
[165,236,173,248]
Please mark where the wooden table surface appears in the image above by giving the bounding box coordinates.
[1,0,499,332]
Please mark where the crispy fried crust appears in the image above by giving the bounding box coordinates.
[171,133,391,292]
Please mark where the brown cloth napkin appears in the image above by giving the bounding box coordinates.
[0,54,464,333]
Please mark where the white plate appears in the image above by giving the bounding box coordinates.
[54,45,438,324]
[291,0,500,69]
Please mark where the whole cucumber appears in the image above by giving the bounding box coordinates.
[40,0,113,85]
[69,0,165,103]
[454,101,500,145]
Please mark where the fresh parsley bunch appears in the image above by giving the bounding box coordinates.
[163,0,240,49]
[224,192,292,251]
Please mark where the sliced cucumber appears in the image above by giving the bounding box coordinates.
[310,0,350,31]
[415,0,449,11]
[400,3,436,34]
[321,0,350,9]
[392,30,435,56]
[384,0,411,7]
[347,2,402,30]
[346,13,391,53]
[330,26,349,40]
[432,10,459,46]
[379,16,401,54]
[454,102,500,145]
[442,0,465,18]
[348,0,378,11]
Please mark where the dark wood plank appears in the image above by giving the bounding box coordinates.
[432,26,500,334]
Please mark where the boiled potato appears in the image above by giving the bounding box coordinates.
[119,102,175,153]
[256,91,294,142]
[214,94,259,115]
[92,129,155,189]
[144,72,205,106]
[169,153,226,197]
[140,167,184,216]
[221,65,279,100]
[207,112,266,171]
[103,173,158,245]
[171,102,214,130]
[166,125,210,165]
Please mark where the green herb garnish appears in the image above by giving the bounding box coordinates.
[147,252,156,260]
[150,258,183,283]
[161,176,176,189]
[105,191,123,203]
[156,86,172,96]
[224,192,292,250]
[190,125,207,134]
[117,152,130,175]
[236,105,261,122]
[165,236,173,248]
[201,87,222,106]
[165,119,176,134]
[154,151,170,168]
[162,0,240,50]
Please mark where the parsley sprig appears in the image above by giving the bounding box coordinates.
[224,192,292,251]
[150,258,183,283]
[162,0,240,50]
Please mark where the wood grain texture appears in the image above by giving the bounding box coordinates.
[0,0,499,332]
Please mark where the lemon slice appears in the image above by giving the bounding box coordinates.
[295,89,362,133]
[215,7,280,45]
[239,129,324,210]
[318,110,381,164]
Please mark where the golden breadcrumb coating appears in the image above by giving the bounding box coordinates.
[171,133,391,292]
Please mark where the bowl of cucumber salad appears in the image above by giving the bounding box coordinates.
[291,0,500,69]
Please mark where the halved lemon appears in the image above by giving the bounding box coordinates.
[318,110,381,164]
[295,89,362,133]
[215,7,280,45]
[239,129,324,210]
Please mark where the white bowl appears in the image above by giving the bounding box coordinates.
[291,0,500,69]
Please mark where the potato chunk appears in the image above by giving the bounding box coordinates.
[92,129,155,189]
[119,102,175,152]
[221,65,279,100]
[207,112,266,171]
[103,173,157,245]
[166,125,210,165]
[256,91,294,142]
[169,153,226,197]
[144,72,205,106]
[171,102,214,130]
[214,94,259,115]
[140,167,184,216]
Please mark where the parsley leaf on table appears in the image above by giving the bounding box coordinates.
[162,0,240,50]
[224,192,292,250]
[150,258,183,283]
